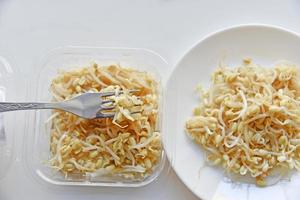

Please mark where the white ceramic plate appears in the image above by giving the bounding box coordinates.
[164,25,300,200]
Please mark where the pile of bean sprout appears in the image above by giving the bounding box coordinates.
[186,59,300,186]
[49,64,162,180]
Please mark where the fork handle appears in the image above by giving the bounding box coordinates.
[0,102,57,112]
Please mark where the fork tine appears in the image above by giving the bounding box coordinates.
[100,106,115,110]
[100,89,139,97]
[100,91,115,97]
[102,99,115,104]
[96,110,142,119]
[96,112,115,118]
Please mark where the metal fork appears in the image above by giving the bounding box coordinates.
[0,91,131,119]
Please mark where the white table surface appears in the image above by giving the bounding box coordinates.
[0,0,300,199]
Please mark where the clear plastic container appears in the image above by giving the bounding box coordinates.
[23,46,171,187]
[0,56,19,180]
